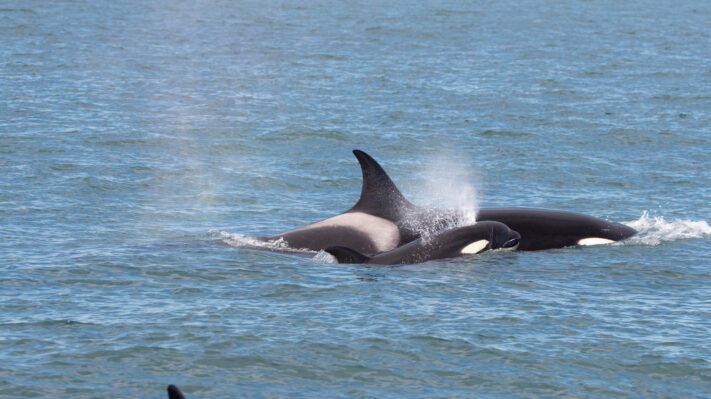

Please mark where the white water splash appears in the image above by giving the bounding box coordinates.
[624,211,711,246]
[312,250,338,264]
[214,231,338,263]
[212,230,297,251]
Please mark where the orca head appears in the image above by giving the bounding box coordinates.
[487,221,521,250]
[454,222,518,255]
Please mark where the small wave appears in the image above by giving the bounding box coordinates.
[211,230,320,255]
[2,319,97,328]
[256,128,349,143]
[624,211,711,246]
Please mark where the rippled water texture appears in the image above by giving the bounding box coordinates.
[2,1,710,398]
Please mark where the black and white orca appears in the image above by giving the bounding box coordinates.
[262,150,636,252]
[261,150,430,254]
[476,207,636,250]
[326,221,520,264]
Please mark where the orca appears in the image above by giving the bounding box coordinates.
[326,221,520,264]
[261,150,636,253]
[167,385,186,399]
[476,207,636,251]
[261,150,426,254]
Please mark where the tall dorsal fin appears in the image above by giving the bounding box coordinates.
[326,246,371,264]
[351,150,416,217]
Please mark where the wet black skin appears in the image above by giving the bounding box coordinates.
[326,221,521,265]
[167,385,186,399]
[476,208,636,251]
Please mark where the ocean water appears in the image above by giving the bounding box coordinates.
[1,0,710,398]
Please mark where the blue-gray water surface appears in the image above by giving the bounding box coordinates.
[2,1,710,398]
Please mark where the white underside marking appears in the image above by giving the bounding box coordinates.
[577,237,615,246]
[460,240,489,254]
[292,212,400,252]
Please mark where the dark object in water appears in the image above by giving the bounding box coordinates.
[167,385,186,399]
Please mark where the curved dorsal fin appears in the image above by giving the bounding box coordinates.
[351,150,415,218]
[167,385,186,399]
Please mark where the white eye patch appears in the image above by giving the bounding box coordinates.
[460,240,490,254]
[577,237,615,246]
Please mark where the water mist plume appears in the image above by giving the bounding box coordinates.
[403,153,481,238]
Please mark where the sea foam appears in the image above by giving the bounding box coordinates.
[213,230,296,251]
[624,211,711,246]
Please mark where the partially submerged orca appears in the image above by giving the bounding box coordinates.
[167,385,186,399]
[262,150,636,252]
[476,207,636,250]
[261,150,429,254]
[326,221,520,264]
